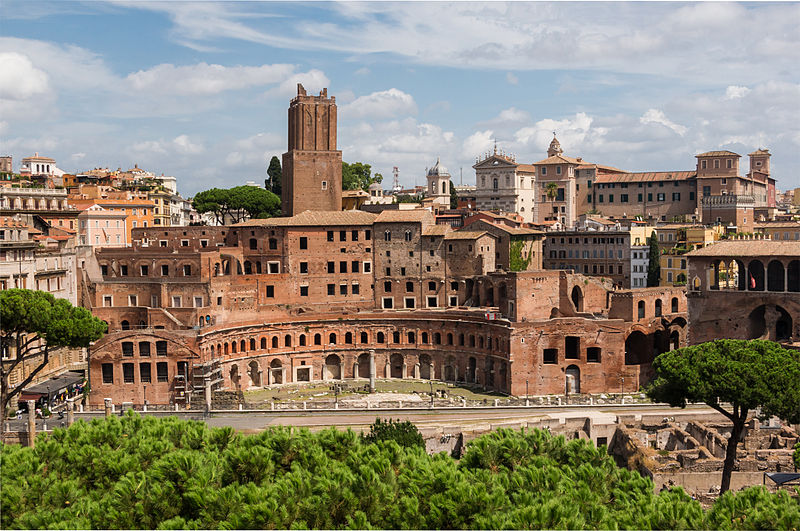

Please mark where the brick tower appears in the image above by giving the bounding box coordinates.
[281,84,342,216]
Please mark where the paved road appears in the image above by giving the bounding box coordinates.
[4,403,719,435]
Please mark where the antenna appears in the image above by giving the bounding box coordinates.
[392,166,401,193]
[460,167,463,185]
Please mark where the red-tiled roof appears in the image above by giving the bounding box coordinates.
[595,171,696,184]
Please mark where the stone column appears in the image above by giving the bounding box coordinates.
[413,363,420,379]
[369,349,376,392]
[402,362,407,379]
[429,363,435,380]
[104,398,112,418]
[26,400,36,448]
[66,398,74,427]
[204,377,212,411]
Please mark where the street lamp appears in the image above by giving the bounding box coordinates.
[526,379,529,399]
[620,377,625,403]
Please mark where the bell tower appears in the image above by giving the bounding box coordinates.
[282,84,342,216]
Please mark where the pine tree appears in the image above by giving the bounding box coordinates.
[266,156,282,197]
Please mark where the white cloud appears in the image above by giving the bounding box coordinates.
[506,72,518,85]
[725,85,751,100]
[269,69,330,98]
[0,53,49,101]
[639,109,688,136]
[515,112,598,149]
[462,130,494,158]
[340,88,418,120]
[70,152,86,162]
[354,67,370,76]
[126,63,296,95]
[225,132,283,166]
[0,121,7,135]
[172,135,203,155]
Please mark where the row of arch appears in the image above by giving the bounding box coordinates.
[637,297,681,320]
[207,327,511,358]
[228,351,511,392]
[0,196,70,211]
[711,259,800,292]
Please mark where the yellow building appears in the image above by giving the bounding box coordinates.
[657,225,723,286]
[149,188,173,227]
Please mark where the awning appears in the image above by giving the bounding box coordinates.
[764,473,800,486]
[19,371,85,397]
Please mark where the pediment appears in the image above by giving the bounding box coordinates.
[473,155,517,170]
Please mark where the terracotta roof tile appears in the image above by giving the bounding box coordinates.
[686,240,800,258]
[374,209,433,223]
[422,225,451,236]
[695,150,740,158]
[238,210,377,227]
[445,230,490,240]
[595,171,696,184]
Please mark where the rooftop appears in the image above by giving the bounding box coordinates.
[445,230,489,240]
[595,171,696,184]
[696,150,740,158]
[686,240,800,258]
[239,210,377,227]
[374,209,433,223]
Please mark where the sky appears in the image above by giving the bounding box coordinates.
[1,1,799,197]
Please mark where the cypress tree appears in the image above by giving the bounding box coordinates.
[647,232,661,287]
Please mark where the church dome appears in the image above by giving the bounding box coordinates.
[368,182,382,191]
[427,157,450,177]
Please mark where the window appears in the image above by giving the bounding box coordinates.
[156,341,167,356]
[657,193,665,201]
[338,230,346,242]
[139,342,151,357]
[266,285,275,298]
[427,296,438,307]
[103,295,112,307]
[351,260,359,273]
[428,281,436,291]
[171,296,181,307]
[140,363,151,383]
[122,342,134,357]
[156,362,168,382]
[352,283,360,295]
[404,230,412,242]
[102,363,114,384]
[300,262,308,274]
[120,265,128,276]
[384,231,391,241]
[404,297,415,309]
[543,349,557,364]
[300,285,309,296]
[339,284,347,295]
[314,333,322,345]
[565,337,580,359]
[123,363,135,384]
[299,237,308,249]
[321,181,328,190]
[405,281,414,292]
[327,261,335,273]
[129,295,138,306]
[327,231,334,242]
[621,194,628,203]
[140,265,149,276]
[351,230,358,241]
[363,261,371,273]
[382,297,393,309]
[587,348,601,363]
[327,284,335,296]
[637,300,645,319]
[365,230,371,240]
[339,261,347,273]
[384,281,392,292]
[101,264,109,276]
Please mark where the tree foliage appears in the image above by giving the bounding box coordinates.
[342,162,382,191]
[545,181,558,200]
[362,418,424,449]
[2,414,799,529]
[509,238,533,272]
[646,231,661,287]
[192,186,280,225]
[449,180,458,209]
[646,339,800,493]
[266,156,282,197]
[0,290,106,423]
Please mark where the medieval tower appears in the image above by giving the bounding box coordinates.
[282,84,342,216]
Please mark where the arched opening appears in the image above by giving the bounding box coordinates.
[485,358,495,387]
[434,332,441,344]
[248,360,261,387]
[377,332,385,344]
[261,337,267,349]
[272,336,278,349]
[654,299,662,317]
[749,304,793,341]
[270,359,283,384]
[625,331,649,365]
[421,332,428,344]
[256,262,262,274]
[748,260,765,291]
[229,364,240,390]
[671,297,679,313]
[565,365,580,394]
[767,260,785,292]
[224,343,229,355]
[239,339,245,352]
[249,338,256,351]
[299,334,306,346]
[121,320,130,331]
[357,353,371,378]
[284,334,292,347]
[360,332,368,344]
[444,356,456,381]
[447,333,453,345]
[571,286,583,312]
[788,261,800,292]
[392,331,400,344]
[324,354,342,380]
[314,333,322,345]
[329,333,337,345]
[498,362,507,392]
[244,261,252,275]
[231,341,237,354]
[467,356,477,383]
[419,354,432,379]
[736,260,747,290]
[637,300,645,319]
[390,353,404,378]
[670,330,680,351]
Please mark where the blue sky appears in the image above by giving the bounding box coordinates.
[1,1,799,196]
